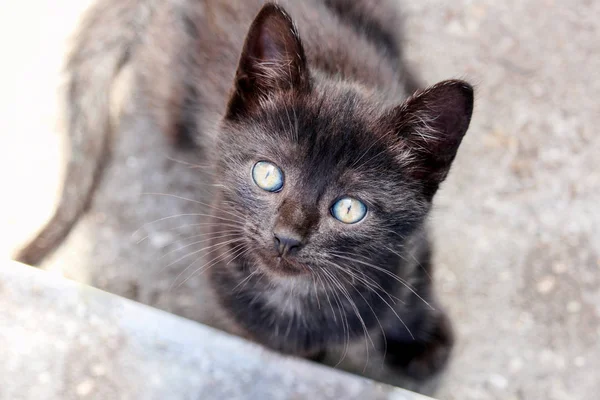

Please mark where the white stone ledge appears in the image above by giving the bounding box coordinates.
[0,261,433,400]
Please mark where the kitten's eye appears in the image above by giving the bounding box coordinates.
[252,161,284,192]
[331,197,367,224]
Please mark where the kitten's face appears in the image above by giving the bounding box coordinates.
[207,4,472,293]
[216,87,428,282]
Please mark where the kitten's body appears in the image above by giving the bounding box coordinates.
[17,0,473,386]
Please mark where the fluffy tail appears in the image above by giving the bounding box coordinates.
[15,0,155,265]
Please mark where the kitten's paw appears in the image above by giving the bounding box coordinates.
[383,311,454,380]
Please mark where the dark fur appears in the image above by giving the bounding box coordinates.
[16,0,473,381]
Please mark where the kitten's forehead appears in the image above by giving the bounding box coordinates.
[259,87,393,168]
[252,98,410,212]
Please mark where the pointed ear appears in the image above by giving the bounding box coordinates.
[226,4,310,119]
[386,80,474,198]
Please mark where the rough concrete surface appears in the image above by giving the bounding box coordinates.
[1,1,599,400]
[0,261,432,400]
[400,2,600,399]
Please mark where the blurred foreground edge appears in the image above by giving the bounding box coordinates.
[0,261,434,400]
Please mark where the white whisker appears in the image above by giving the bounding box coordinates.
[141,192,246,220]
[331,252,434,311]
[162,237,244,270]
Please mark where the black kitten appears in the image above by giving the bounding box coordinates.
[209,5,473,378]
[16,1,473,380]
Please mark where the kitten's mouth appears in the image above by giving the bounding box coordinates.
[255,250,310,277]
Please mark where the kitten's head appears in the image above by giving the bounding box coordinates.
[213,5,473,287]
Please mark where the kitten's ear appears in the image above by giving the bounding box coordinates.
[226,4,310,119]
[387,80,474,198]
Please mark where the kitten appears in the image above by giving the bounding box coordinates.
[16,0,473,381]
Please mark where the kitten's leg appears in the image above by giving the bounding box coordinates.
[383,305,454,380]
[381,237,454,380]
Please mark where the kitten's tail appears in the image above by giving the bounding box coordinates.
[15,0,155,266]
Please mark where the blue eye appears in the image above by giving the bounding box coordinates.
[331,197,367,224]
[252,161,284,192]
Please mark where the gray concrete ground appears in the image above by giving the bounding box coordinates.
[1,1,599,399]
[400,2,600,399]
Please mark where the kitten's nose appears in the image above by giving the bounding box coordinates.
[273,232,302,257]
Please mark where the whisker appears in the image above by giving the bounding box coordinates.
[141,192,246,220]
[384,244,433,283]
[176,242,248,288]
[319,271,349,367]
[166,222,241,233]
[350,133,388,170]
[328,259,414,341]
[320,270,353,369]
[317,272,337,324]
[165,156,212,170]
[325,270,375,349]
[133,212,243,242]
[162,237,244,270]
[334,269,388,370]
[380,228,407,241]
[232,267,260,292]
[331,253,434,311]
[172,242,246,289]
[161,232,243,259]
[322,269,372,369]
[323,259,403,305]
[170,229,243,243]
[311,273,321,310]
